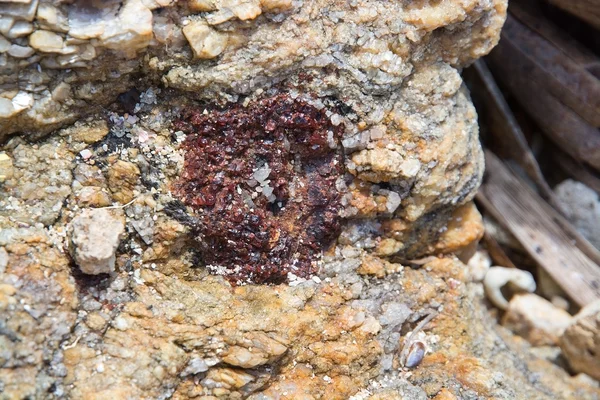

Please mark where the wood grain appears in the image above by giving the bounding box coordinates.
[479,152,600,307]
[547,0,600,30]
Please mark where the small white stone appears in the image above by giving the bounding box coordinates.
[0,98,16,118]
[0,247,8,274]
[11,91,33,112]
[80,149,93,160]
[1,0,39,22]
[385,191,401,213]
[113,316,129,331]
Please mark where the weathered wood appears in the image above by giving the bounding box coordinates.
[482,230,519,270]
[511,1,600,69]
[500,11,600,127]
[555,151,600,194]
[472,60,561,210]
[479,151,600,307]
[547,0,600,30]
[487,15,600,171]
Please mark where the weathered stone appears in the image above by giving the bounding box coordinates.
[182,20,228,59]
[7,43,34,58]
[70,208,125,275]
[0,152,13,182]
[560,300,600,381]
[29,30,64,52]
[36,3,69,32]
[502,293,573,346]
[107,159,140,203]
[6,20,32,38]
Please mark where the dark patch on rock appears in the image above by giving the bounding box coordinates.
[172,94,345,284]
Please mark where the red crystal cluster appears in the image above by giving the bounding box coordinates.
[173,95,344,284]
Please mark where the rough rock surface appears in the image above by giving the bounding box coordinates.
[1,0,598,399]
[502,294,573,347]
[70,208,126,275]
[560,300,600,381]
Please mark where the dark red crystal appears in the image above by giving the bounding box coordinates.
[173,94,344,284]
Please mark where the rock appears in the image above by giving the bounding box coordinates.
[6,20,33,38]
[28,30,64,52]
[501,293,573,346]
[0,151,13,182]
[36,3,69,32]
[70,208,125,275]
[182,20,228,59]
[560,300,600,380]
[0,35,10,52]
[74,186,113,208]
[7,44,34,58]
[467,250,491,282]
[484,267,536,310]
[554,179,600,250]
[107,159,140,203]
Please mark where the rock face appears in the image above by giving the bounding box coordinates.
[2,0,599,399]
[560,300,600,381]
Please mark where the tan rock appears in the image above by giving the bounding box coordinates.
[560,300,600,380]
[85,312,107,331]
[502,294,573,346]
[70,208,125,275]
[100,0,153,55]
[188,0,217,11]
[259,0,292,11]
[107,159,140,203]
[231,1,262,20]
[74,186,112,208]
[36,3,69,32]
[350,148,421,183]
[28,30,64,52]
[0,152,14,182]
[182,20,228,59]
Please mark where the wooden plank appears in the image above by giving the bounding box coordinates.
[554,151,600,194]
[501,12,600,127]
[472,60,560,209]
[546,0,600,30]
[511,1,600,69]
[479,151,600,307]
[487,19,600,171]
